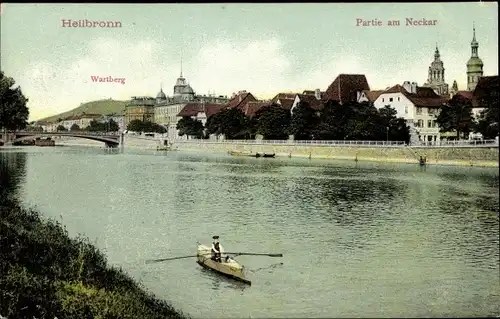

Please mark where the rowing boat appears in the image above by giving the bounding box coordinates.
[196,244,251,285]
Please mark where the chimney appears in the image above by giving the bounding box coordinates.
[402,81,411,93]
[411,82,417,94]
[314,88,321,100]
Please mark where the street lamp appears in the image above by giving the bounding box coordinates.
[386,126,389,143]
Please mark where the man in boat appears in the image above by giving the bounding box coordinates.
[211,235,224,262]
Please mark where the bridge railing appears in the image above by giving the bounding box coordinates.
[170,138,499,147]
[15,131,121,137]
[171,139,407,146]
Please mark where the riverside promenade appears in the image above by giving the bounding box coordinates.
[170,139,500,167]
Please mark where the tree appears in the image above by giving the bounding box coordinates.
[107,119,119,132]
[436,95,474,139]
[289,101,319,140]
[376,105,410,143]
[342,101,380,140]
[205,108,248,139]
[475,108,499,139]
[56,125,67,132]
[176,116,204,139]
[70,124,80,131]
[0,71,30,131]
[86,120,105,132]
[253,104,291,140]
[126,119,166,134]
[127,119,144,132]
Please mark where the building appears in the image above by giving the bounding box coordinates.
[422,45,449,96]
[322,74,370,104]
[153,69,229,138]
[225,91,258,112]
[449,80,459,98]
[102,114,125,131]
[467,24,484,91]
[177,102,224,126]
[271,92,297,111]
[60,113,103,130]
[290,92,323,115]
[357,89,384,104]
[124,96,156,128]
[373,82,447,144]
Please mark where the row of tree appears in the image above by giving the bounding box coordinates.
[54,119,120,132]
[178,101,411,142]
[126,119,167,134]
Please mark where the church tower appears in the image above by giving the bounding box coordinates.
[466,23,484,91]
[423,44,449,96]
[449,80,458,98]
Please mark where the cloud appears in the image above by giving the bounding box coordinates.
[22,37,173,120]
[191,38,292,98]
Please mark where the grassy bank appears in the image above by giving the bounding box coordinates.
[0,200,188,319]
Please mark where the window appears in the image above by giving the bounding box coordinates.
[382,98,384,102]
[405,106,408,114]
[427,120,432,128]
[432,120,437,128]
[416,107,422,115]
[389,97,393,102]
[418,119,424,127]
[428,108,435,115]
[398,97,400,101]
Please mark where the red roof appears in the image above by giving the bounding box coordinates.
[454,90,474,100]
[381,84,446,108]
[296,94,323,110]
[276,98,294,110]
[177,103,224,118]
[226,92,257,110]
[323,74,370,104]
[271,93,297,101]
[361,90,384,102]
[242,101,273,117]
[416,87,440,98]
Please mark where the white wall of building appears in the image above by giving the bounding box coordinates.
[373,92,414,120]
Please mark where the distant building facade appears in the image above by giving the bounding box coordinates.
[124,96,156,127]
[373,82,448,144]
[423,45,449,96]
[467,24,484,91]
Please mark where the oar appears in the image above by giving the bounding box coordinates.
[145,255,201,264]
[145,252,283,264]
[232,252,283,257]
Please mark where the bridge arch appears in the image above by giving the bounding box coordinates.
[12,132,120,147]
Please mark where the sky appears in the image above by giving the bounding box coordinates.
[0,3,498,121]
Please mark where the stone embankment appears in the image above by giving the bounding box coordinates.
[171,140,499,167]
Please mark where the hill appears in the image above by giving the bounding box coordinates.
[39,99,130,122]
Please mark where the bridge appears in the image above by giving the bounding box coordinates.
[0,131,124,148]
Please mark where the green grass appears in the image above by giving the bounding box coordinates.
[0,199,189,319]
[38,99,130,122]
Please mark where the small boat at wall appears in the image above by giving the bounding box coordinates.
[257,153,275,158]
[229,151,275,158]
[196,244,251,285]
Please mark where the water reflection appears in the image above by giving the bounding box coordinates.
[198,267,248,292]
[0,151,27,204]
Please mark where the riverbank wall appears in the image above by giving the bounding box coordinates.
[171,141,499,168]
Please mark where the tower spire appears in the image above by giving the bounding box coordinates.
[473,21,476,42]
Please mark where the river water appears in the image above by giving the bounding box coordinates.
[1,146,499,318]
